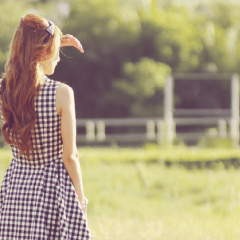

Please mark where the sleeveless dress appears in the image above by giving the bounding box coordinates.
[0,77,93,240]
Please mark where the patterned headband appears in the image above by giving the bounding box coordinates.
[46,21,55,36]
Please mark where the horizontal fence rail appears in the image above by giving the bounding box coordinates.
[172,73,235,81]
[0,117,234,145]
[75,117,232,144]
[175,117,231,125]
[174,109,231,116]
[76,118,166,143]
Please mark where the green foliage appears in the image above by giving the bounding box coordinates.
[53,0,208,118]
[1,146,240,171]
[77,147,240,170]
[211,1,233,29]
[113,58,170,116]
[52,0,143,118]
[0,1,30,73]
[1,1,240,118]
[149,2,203,72]
[117,58,170,96]
[198,137,234,149]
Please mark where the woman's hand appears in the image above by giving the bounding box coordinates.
[61,34,84,53]
[81,205,87,217]
[81,205,88,225]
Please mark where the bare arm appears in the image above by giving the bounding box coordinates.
[55,82,87,214]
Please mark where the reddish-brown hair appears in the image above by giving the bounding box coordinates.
[0,14,62,157]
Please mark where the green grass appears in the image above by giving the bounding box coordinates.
[84,160,240,240]
[84,161,240,240]
[79,146,240,162]
[1,147,240,239]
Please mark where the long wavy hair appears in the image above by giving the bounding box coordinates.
[0,14,62,157]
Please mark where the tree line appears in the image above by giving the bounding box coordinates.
[0,0,240,118]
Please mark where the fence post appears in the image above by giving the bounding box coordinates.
[97,121,106,141]
[164,75,174,147]
[146,120,155,140]
[218,119,227,138]
[231,74,239,147]
[157,120,166,146]
[86,121,95,141]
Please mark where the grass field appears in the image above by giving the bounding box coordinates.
[1,147,240,239]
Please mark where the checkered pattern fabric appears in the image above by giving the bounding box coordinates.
[0,78,93,239]
[11,78,63,166]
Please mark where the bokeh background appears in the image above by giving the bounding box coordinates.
[1,0,240,239]
[1,0,240,119]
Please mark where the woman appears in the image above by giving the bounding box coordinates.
[0,14,93,239]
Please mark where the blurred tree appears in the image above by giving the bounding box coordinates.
[211,1,233,29]
[1,0,240,119]
[53,0,143,118]
[176,1,240,112]
[193,1,240,72]
[53,0,206,118]
[137,1,203,72]
[113,58,171,117]
[0,1,30,73]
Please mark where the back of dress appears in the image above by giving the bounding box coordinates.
[0,77,93,240]
[11,77,63,165]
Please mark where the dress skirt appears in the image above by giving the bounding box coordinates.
[0,157,93,240]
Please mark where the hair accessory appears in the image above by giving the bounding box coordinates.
[46,21,55,36]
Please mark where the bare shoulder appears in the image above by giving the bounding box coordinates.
[57,82,73,94]
[56,82,74,102]
[56,82,74,116]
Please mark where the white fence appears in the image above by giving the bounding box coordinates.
[75,116,231,144]
[0,73,239,146]
[165,74,240,147]
[76,118,165,144]
[0,116,234,146]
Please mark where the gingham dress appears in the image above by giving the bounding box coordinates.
[0,77,93,240]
